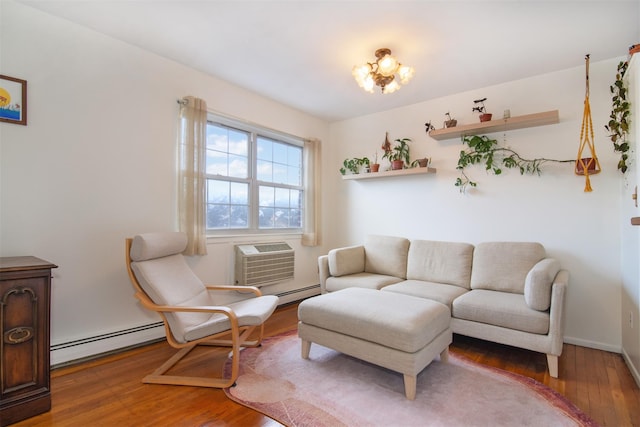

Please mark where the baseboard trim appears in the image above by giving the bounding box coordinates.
[50,284,321,368]
[621,347,640,388]
[563,336,622,354]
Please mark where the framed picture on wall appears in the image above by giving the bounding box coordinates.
[0,74,27,126]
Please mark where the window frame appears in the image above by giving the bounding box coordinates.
[205,113,305,236]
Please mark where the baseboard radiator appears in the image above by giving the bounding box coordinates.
[50,284,319,368]
[234,242,295,286]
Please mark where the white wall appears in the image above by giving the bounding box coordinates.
[328,58,626,352]
[0,1,330,363]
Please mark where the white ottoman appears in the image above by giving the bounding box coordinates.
[298,287,451,400]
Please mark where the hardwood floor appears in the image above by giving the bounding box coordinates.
[12,302,640,427]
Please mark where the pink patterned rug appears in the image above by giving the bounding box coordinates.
[224,330,598,427]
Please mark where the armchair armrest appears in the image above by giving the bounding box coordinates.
[206,284,262,297]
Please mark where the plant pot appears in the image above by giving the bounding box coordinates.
[575,157,600,175]
[416,158,430,168]
[445,119,457,128]
[630,44,640,56]
[371,163,380,172]
[479,113,493,122]
[391,160,405,170]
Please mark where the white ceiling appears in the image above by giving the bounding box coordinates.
[18,0,639,122]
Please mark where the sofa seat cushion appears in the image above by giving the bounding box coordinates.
[452,290,549,335]
[325,273,403,292]
[406,240,474,289]
[298,288,450,353]
[382,280,468,309]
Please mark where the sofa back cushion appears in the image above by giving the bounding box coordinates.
[364,235,410,279]
[328,245,365,277]
[470,242,546,294]
[406,240,474,289]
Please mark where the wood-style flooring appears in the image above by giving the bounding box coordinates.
[12,302,640,426]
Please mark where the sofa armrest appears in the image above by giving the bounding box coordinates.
[547,269,569,356]
[318,255,330,294]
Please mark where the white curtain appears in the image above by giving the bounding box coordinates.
[177,96,208,255]
[302,138,321,246]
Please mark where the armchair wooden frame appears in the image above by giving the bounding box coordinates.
[125,238,266,388]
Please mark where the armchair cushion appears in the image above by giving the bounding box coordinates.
[130,232,187,261]
[328,245,365,277]
[524,259,561,311]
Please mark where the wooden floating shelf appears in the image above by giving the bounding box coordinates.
[341,167,436,180]
[631,217,640,226]
[428,110,560,141]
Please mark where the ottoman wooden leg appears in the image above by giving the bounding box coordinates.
[403,374,417,400]
[301,339,311,359]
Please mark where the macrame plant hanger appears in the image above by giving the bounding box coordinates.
[575,54,601,192]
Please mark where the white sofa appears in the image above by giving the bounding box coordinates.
[317,235,568,378]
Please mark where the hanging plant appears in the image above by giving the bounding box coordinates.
[604,60,630,173]
[455,135,574,192]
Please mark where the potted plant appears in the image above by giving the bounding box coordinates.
[444,112,457,128]
[472,98,492,122]
[382,138,411,170]
[411,157,430,168]
[371,151,380,172]
[339,157,370,175]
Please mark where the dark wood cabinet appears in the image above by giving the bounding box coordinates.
[0,257,57,426]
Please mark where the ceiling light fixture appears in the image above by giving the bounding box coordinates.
[352,48,415,94]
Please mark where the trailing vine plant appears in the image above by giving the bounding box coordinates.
[604,60,630,173]
[455,135,574,192]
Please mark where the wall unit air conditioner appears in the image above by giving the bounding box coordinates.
[234,242,294,287]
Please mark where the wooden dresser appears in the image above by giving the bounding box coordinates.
[0,257,57,426]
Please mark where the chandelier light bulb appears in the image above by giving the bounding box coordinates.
[398,65,415,84]
[377,54,398,76]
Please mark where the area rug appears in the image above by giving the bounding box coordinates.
[224,330,597,427]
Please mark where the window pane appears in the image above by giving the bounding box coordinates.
[228,129,248,156]
[230,182,248,204]
[230,205,248,227]
[206,123,248,179]
[288,165,301,186]
[208,180,229,204]
[288,145,302,167]
[257,138,272,161]
[228,153,247,178]
[207,179,248,229]
[256,159,272,182]
[259,186,274,207]
[275,187,289,208]
[259,207,274,228]
[273,142,287,164]
[207,151,228,175]
[273,163,287,184]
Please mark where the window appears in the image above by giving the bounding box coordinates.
[205,116,304,233]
